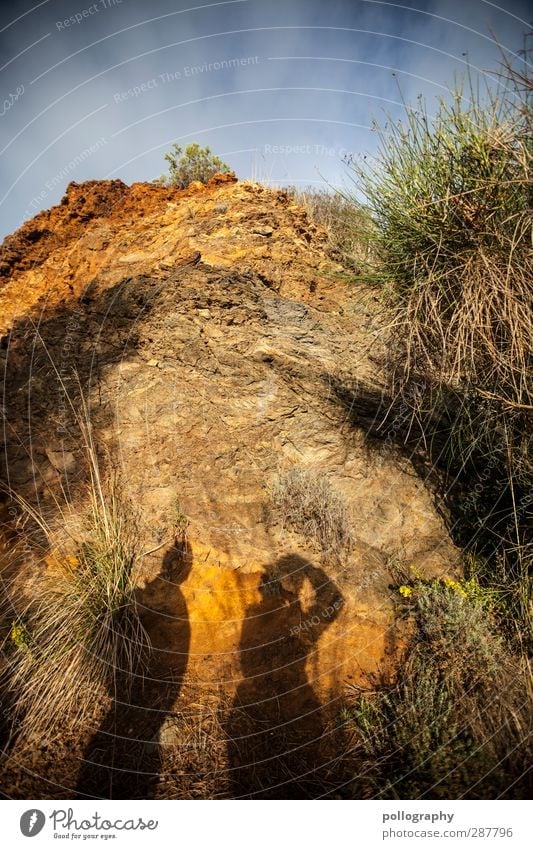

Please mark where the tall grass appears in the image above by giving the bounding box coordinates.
[0,415,150,746]
[347,70,531,642]
[354,81,531,406]
[289,187,375,269]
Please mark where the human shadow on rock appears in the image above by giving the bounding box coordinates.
[75,535,192,799]
[226,553,344,799]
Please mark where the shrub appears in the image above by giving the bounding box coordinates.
[268,467,354,562]
[355,82,531,404]
[347,578,532,798]
[158,142,230,188]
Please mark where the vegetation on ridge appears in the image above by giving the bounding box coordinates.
[155,142,231,188]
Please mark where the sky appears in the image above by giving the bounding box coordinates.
[0,0,530,240]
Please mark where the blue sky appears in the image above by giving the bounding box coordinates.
[0,0,530,239]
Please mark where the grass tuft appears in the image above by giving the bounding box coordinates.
[268,467,354,562]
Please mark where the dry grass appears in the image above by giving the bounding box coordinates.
[289,187,375,269]
[345,70,532,643]
[0,415,150,748]
[155,689,233,799]
[393,241,532,410]
[268,467,354,562]
[354,85,532,410]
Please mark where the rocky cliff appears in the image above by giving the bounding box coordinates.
[0,175,459,797]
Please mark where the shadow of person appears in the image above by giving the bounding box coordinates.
[226,553,344,798]
[75,534,192,799]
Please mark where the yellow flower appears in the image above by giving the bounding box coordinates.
[399,585,413,598]
[10,621,29,651]
[409,564,424,580]
[443,577,467,597]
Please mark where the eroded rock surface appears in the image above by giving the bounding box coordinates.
[0,176,459,797]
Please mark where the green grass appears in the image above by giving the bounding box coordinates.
[346,577,532,798]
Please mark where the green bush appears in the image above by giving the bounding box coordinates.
[347,578,532,798]
[158,142,230,188]
[354,81,531,404]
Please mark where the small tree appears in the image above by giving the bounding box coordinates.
[158,142,230,188]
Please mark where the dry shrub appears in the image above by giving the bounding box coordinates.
[354,82,531,409]
[268,467,354,562]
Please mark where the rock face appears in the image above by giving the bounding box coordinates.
[0,175,459,797]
